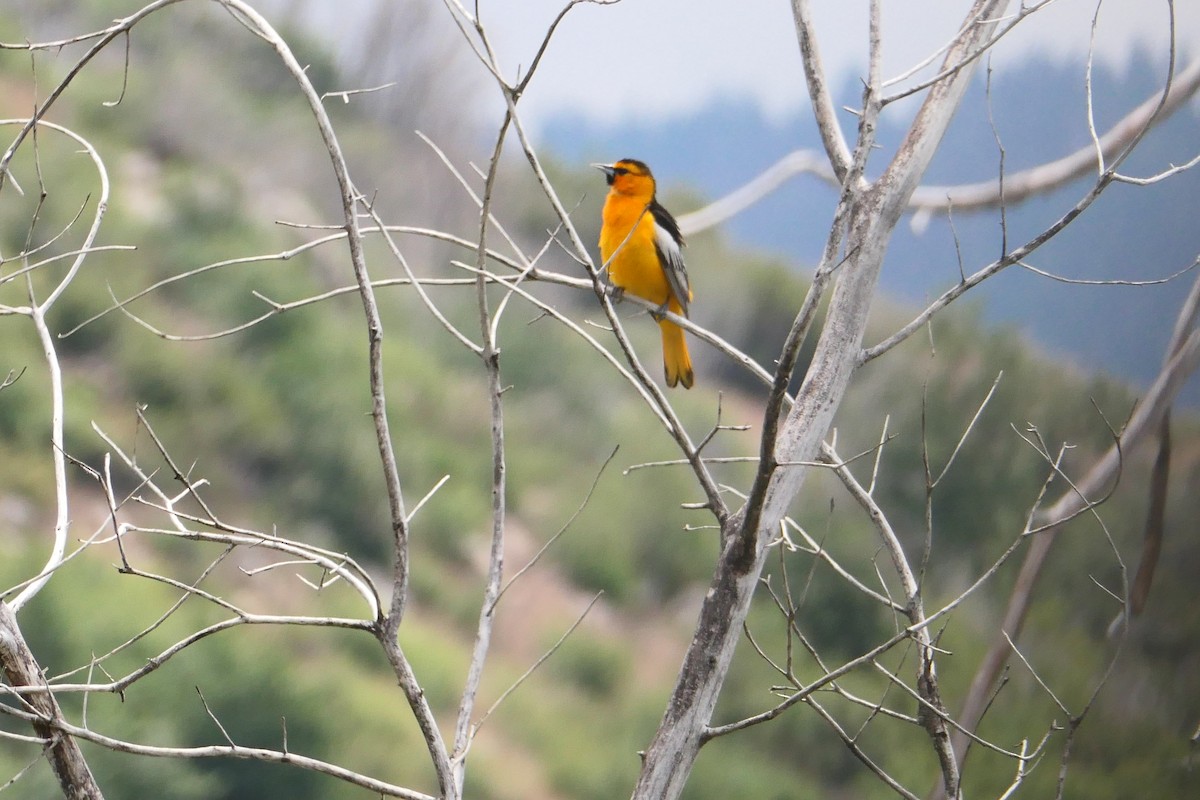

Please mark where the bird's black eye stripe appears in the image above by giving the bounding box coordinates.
[614,167,628,176]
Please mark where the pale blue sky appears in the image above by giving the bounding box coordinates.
[478,0,1198,130]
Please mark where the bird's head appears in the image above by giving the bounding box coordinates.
[593,158,656,200]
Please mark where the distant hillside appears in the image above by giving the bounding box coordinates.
[542,54,1200,405]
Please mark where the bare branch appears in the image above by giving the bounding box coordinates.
[467,591,604,742]
[450,111,512,786]
[196,687,237,748]
[495,447,618,607]
[789,0,853,180]
[677,150,838,236]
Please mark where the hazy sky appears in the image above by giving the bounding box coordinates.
[473,0,1198,130]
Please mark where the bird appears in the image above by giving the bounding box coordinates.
[594,158,694,389]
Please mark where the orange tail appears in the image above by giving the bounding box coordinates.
[659,318,694,389]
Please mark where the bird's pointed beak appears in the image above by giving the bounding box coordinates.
[592,162,616,179]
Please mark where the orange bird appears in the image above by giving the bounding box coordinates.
[595,159,694,389]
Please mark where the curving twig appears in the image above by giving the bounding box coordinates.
[7,119,112,613]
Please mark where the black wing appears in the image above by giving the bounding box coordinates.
[649,199,690,317]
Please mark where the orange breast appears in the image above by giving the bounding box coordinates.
[599,201,672,306]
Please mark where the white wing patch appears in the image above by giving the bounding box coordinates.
[653,218,691,317]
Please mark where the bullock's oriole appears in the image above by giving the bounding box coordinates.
[595,159,694,389]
